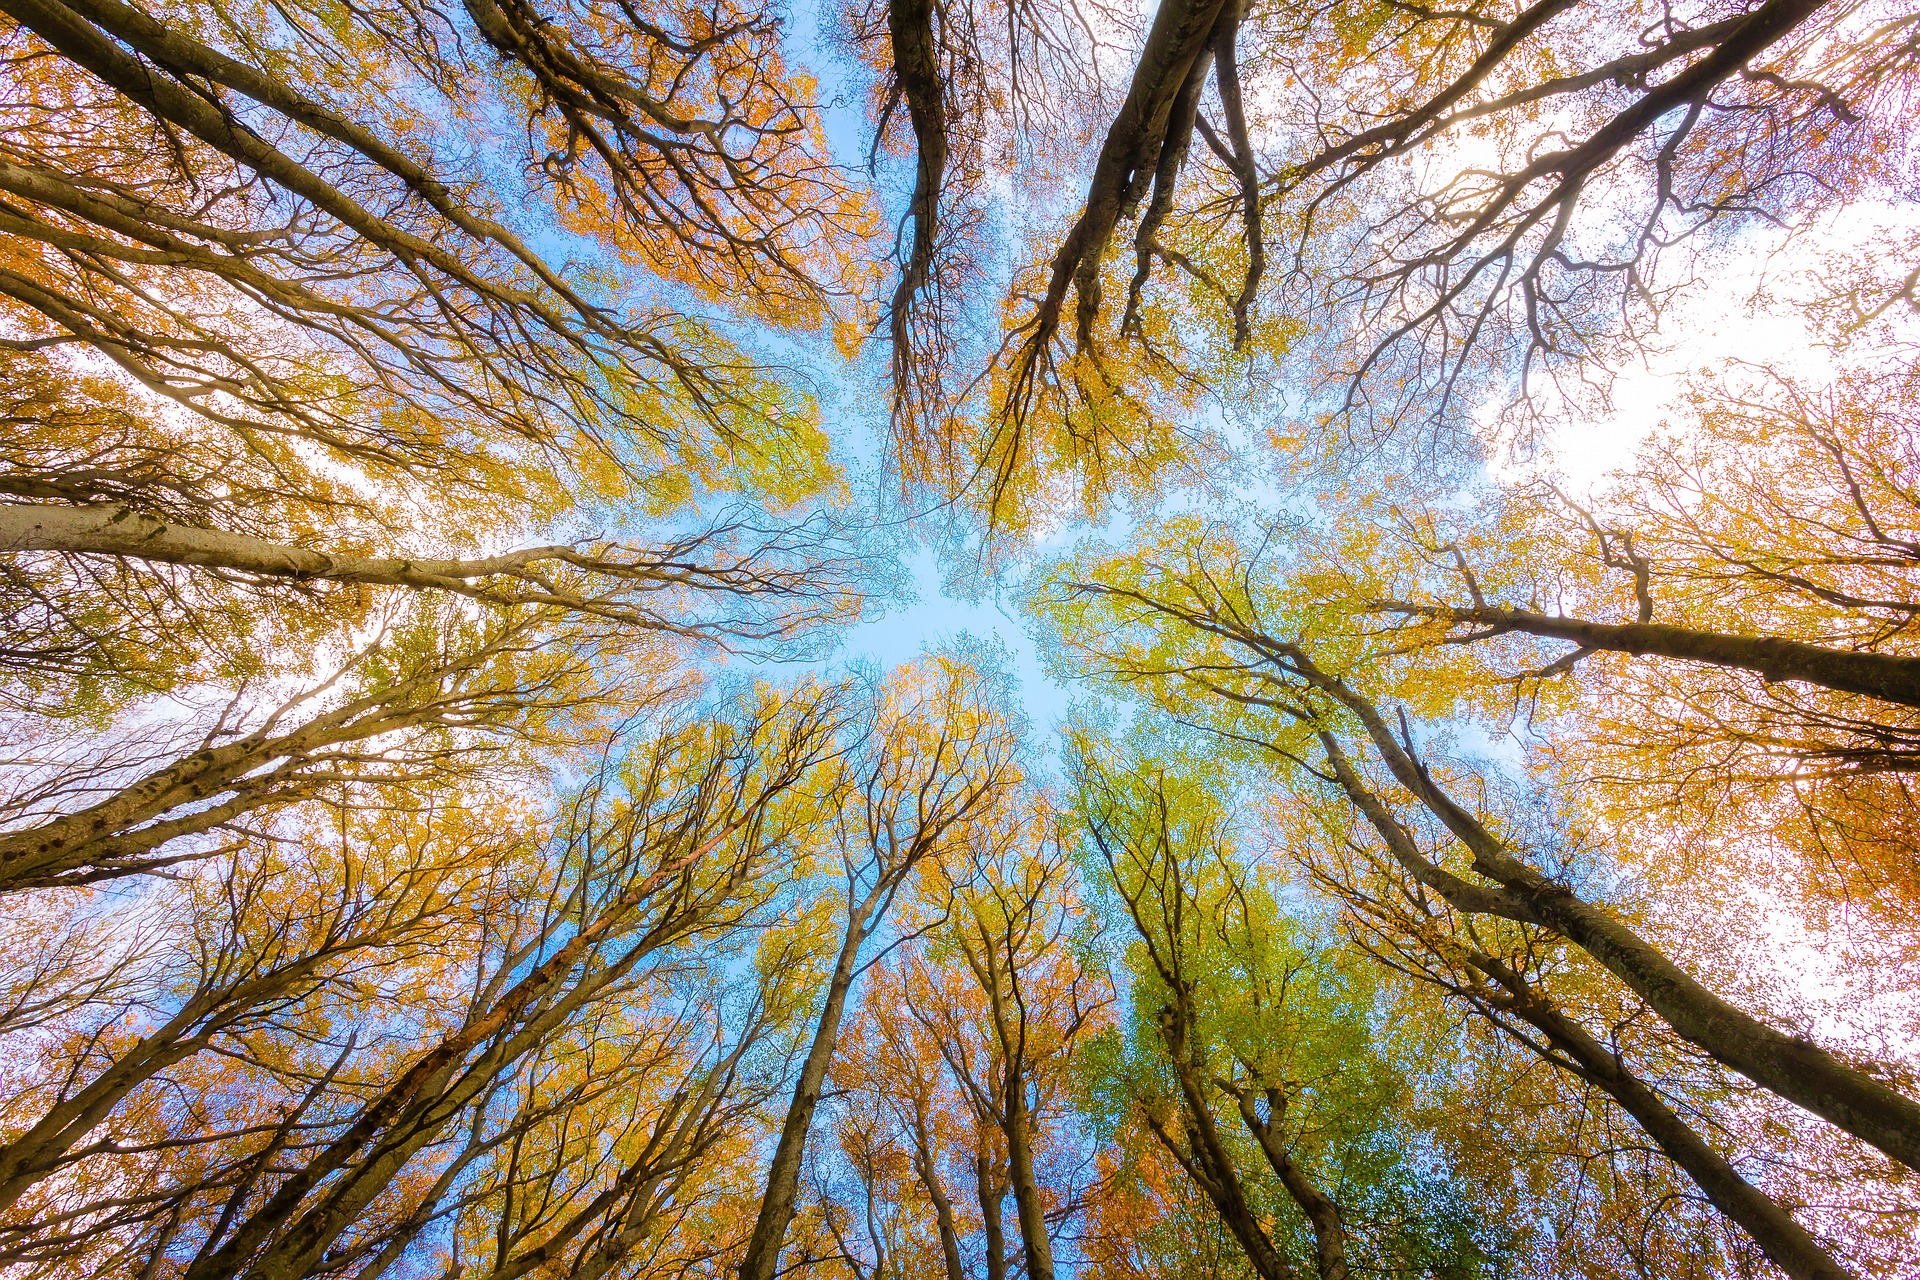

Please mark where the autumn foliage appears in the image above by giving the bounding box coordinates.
[1,0,1917,1278]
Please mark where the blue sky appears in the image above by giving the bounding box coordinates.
[830,542,1077,737]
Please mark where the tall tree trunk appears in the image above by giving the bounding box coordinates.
[0,502,528,585]
[0,501,728,626]
[0,1020,212,1214]
[1394,603,1920,709]
[910,1103,966,1280]
[1143,1006,1296,1280]
[975,1149,1008,1280]
[0,699,380,893]
[1228,1089,1348,1280]
[1023,0,1229,349]
[737,891,879,1280]
[1205,0,1262,347]
[1312,665,1920,1172]
[883,0,949,392]
[1000,1067,1055,1280]
[1466,953,1851,1280]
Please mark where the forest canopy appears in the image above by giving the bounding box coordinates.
[0,0,1917,1277]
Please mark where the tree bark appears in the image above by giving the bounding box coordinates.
[1206,0,1262,347]
[2,502,592,593]
[0,631,537,894]
[0,695,393,893]
[975,1149,1008,1280]
[1030,0,1230,349]
[1000,1066,1055,1280]
[1392,602,1920,710]
[1143,1006,1297,1280]
[910,1102,966,1280]
[884,0,949,380]
[1463,954,1851,1280]
[1228,1089,1348,1280]
[3,0,614,340]
[0,1015,212,1214]
[737,890,880,1280]
[1309,661,1920,1174]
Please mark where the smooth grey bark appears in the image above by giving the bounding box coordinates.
[1460,952,1851,1280]
[975,1150,1008,1280]
[909,1101,966,1280]
[1302,658,1920,1175]
[0,502,578,590]
[1226,1087,1348,1280]
[0,502,727,613]
[1000,1068,1056,1280]
[1,698,390,892]
[1389,602,1920,710]
[736,888,884,1280]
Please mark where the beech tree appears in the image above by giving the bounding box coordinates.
[1037,518,1919,1274]
[1359,365,1920,940]
[1074,739,1498,1280]
[738,655,1023,1280]
[4,681,849,1278]
[3,0,1917,1275]
[817,805,1111,1280]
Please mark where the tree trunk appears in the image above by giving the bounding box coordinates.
[0,1015,212,1214]
[1229,1089,1348,1280]
[1404,604,1920,710]
[1146,1006,1296,1280]
[1317,670,1920,1173]
[0,653,490,893]
[1027,0,1229,348]
[1000,1068,1055,1280]
[737,891,879,1280]
[1468,955,1851,1280]
[975,1149,1007,1280]
[0,703,369,893]
[884,0,949,374]
[911,1103,966,1280]
[0,501,569,593]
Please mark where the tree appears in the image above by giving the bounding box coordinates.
[1363,363,1920,941]
[0,0,863,736]
[738,654,1022,1280]
[0,604,611,892]
[1074,736,1499,1280]
[0,0,855,469]
[819,792,1111,1280]
[856,0,1918,518]
[828,953,986,1280]
[918,812,1110,1280]
[4,0,1918,1273]
[1037,520,1913,1273]
[0,680,847,1279]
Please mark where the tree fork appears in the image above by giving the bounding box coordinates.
[1460,953,1852,1280]
[1315,664,1920,1173]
